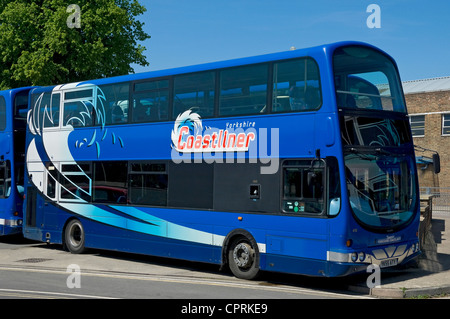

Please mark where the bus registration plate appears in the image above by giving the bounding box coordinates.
[380,258,398,268]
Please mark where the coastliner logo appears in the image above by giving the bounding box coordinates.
[171,110,256,153]
[170,110,279,175]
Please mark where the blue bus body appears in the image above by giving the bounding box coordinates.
[22,41,420,278]
[0,87,34,235]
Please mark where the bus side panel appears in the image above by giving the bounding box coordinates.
[24,196,221,265]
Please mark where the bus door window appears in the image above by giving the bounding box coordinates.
[282,160,324,215]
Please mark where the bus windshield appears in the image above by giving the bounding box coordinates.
[333,46,406,113]
[345,153,416,231]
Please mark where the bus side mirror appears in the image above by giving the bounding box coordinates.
[433,153,441,174]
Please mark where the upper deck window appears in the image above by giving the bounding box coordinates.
[333,46,406,113]
[133,79,169,122]
[219,64,268,116]
[273,58,321,112]
[174,72,215,118]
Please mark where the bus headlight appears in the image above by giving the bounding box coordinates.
[358,252,366,262]
[351,252,358,262]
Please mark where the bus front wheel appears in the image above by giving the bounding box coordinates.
[64,219,86,254]
[227,237,260,280]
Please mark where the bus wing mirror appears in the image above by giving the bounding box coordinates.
[433,153,441,174]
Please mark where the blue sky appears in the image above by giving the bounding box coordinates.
[133,0,450,81]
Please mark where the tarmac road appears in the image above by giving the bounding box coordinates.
[1,213,449,300]
[0,236,371,300]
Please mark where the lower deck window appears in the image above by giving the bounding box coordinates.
[129,162,168,206]
[282,160,324,214]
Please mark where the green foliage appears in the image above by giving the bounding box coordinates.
[0,0,150,89]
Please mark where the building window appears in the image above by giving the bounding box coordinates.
[443,114,450,136]
[410,115,425,137]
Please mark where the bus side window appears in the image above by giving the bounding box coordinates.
[219,64,268,116]
[93,161,128,204]
[129,162,168,206]
[50,93,60,127]
[282,160,324,215]
[132,80,169,123]
[273,58,322,113]
[173,72,215,118]
[99,83,130,125]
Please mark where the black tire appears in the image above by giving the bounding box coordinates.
[64,219,86,254]
[227,236,260,280]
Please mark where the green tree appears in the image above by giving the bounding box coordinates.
[0,0,150,89]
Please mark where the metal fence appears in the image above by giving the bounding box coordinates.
[420,187,450,214]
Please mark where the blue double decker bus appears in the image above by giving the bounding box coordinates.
[0,87,34,235]
[23,41,421,279]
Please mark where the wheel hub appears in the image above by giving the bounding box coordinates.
[233,243,254,269]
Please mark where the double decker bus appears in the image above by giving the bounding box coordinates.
[0,87,34,235]
[23,41,421,279]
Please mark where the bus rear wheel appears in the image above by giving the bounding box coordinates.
[228,237,260,280]
[64,219,86,254]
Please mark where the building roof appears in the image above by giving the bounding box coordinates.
[402,76,450,94]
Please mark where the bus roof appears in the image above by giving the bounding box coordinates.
[32,40,389,92]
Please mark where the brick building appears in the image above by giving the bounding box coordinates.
[405,76,450,188]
